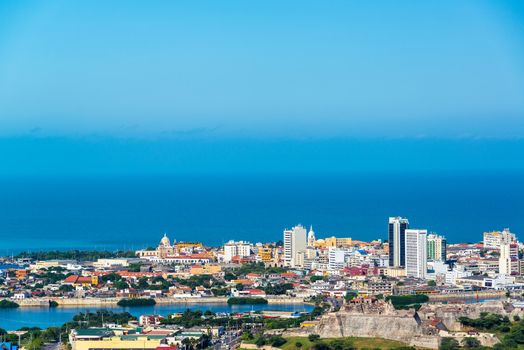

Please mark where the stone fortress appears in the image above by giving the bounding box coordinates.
[284,297,524,349]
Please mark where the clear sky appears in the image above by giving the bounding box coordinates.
[0,1,524,175]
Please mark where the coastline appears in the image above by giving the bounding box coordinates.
[8,296,306,308]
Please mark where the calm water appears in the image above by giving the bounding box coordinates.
[0,173,523,253]
[0,303,313,330]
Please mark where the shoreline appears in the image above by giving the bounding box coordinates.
[6,296,307,308]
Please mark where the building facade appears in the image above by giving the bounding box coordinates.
[405,229,427,279]
[223,240,252,262]
[388,217,409,267]
[283,224,307,267]
[427,233,447,262]
[499,230,519,275]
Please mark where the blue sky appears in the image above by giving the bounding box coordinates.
[0,1,524,174]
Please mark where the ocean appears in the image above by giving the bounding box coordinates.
[0,173,523,254]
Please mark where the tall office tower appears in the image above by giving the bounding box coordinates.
[405,229,428,279]
[307,225,316,247]
[388,217,409,267]
[283,224,307,267]
[499,230,519,275]
[427,234,447,261]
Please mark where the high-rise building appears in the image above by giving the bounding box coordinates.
[405,229,427,279]
[328,247,351,271]
[283,224,307,267]
[388,217,409,267]
[427,234,447,262]
[484,228,516,249]
[223,240,252,262]
[307,225,316,247]
[499,230,519,275]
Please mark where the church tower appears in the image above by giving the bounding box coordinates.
[307,225,316,247]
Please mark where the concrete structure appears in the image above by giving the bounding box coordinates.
[427,234,447,262]
[499,230,519,275]
[328,247,351,271]
[405,229,427,279]
[70,329,167,350]
[283,224,307,267]
[388,217,409,267]
[483,228,516,249]
[223,240,252,262]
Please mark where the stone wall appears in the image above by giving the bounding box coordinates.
[311,311,439,349]
[418,300,523,331]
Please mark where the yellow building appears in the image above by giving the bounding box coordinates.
[190,264,222,275]
[316,236,353,247]
[71,330,166,350]
[380,267,407,278]
[257,247,273,263]
[177,242,203,249]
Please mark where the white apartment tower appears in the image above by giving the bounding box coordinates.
[499,230,519,275]
[223,240,252,262]
[405,229,428,279]
[284,224,307,267]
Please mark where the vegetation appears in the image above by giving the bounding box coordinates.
[59,284,74,292]
[459,312,510,331]
[49,300,59,307]
[275,336,410,350]
[227,297,268,305]
[228,262,288,276]
[385,294,429,310]
[15,250,136,261]
[264,283,294,295]
[344,292,358,302]
[117,298,156,307]
[0,299,20,308]
[462,337,481,348]
[440,337,459,350]
[456,312,524,349]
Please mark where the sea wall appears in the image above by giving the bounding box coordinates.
[10,295,304,307]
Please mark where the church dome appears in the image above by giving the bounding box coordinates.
[160,233,171,247]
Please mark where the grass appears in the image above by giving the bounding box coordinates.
[279,336,410,350]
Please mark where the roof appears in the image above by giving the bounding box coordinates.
[75,328,113,337]
[64,275,79,283]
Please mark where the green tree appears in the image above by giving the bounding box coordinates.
[113,280,129,290]
[59,285,74,292]
[308,334,320,342]
[255,337,266,347]
[440,337,459,350]
[462,337,481,348]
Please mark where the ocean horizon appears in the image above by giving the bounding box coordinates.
[1,172,523,255]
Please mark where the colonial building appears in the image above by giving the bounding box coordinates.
[136,234,178,258]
